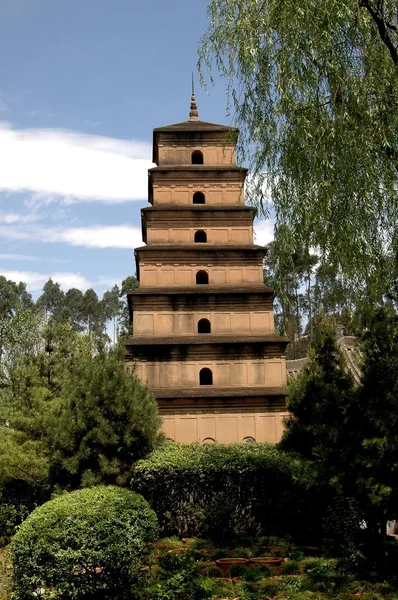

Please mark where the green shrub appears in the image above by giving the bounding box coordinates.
[131,441,324,541]
[258,577,281,595]
[305,558,346,592]
[281,559,301,574]
[243,566,272,581]
[11,485,158,599]
[202,565,223,578]
[147,550,213,600]
[228,562,247,577]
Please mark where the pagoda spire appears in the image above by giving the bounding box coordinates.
[189,73,199,121]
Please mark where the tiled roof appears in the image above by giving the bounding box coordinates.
[153,119,238,133]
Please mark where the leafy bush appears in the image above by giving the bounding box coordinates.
[281,559,301,575]
[146,550,212,600]
[305,558,346,592]
[11,486,158,599]
[243,566,272,581]
[131,441,324,542]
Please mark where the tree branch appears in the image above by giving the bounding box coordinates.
[359,0,398,65]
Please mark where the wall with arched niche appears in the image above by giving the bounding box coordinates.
[139,264,263,286]
[161,410,288,444]
[153,184,244,206]
[146,226,252,244]
[133,310,274,336]
[134,358,286,389]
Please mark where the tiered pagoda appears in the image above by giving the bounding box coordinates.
[126,93,288,444]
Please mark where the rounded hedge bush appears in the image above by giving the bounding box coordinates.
[11,485,158,599]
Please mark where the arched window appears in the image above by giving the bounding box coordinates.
[194,230,207,243]
[192,150,203,164]
[199,368,213,386]
[196,270,209,285]
[193,192,205,204]
[243,436,256,444]
[198,318,211,334]
[202,437,215,444]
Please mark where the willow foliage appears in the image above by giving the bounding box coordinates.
[200,0,398,301]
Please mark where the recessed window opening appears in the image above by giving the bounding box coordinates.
[199,368,213,386]
[243,437,256,444]
[194,230,207,243]
[192,150,204,164]
[193,192,205,204]
[198,318,211,334]
[202,437,215,444]
[196,270,209,285]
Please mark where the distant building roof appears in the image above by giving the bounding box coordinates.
[286,334,362,385]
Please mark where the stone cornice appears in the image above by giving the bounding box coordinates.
[127,334,287,346]
[129,294,274,312]
[154,387,286,400]
[129,285,274,295]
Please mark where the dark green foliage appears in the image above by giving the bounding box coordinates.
[131,441,323,542]
[243,566,272,581]
[0,479,49,547]
[281,318,356,472]
[48,343,161,489]
[11,486,158,600]
[1,315,160,497]
[281,560,301,575]
[353,307,398,533]
[146,550,213,600]
[0,276,33,319]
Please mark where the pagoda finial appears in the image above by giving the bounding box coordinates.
[189,73,199,121]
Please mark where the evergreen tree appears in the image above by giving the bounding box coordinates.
[36,278,65,322]
[352,307,398,534]
[48,344,161,488]
[0,276,33,319]
[119,275,139,335]
[281,318,356,485]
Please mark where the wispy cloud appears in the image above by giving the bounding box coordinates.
[0,122,152,203]
[0,269,91,292]
[0,223,143,249]
[0,253,37,261]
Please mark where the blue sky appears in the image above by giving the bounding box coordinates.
[0,0,273,297]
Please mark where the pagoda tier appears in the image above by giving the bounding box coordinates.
[126,96,288,444]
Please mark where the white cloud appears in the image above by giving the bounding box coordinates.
[0,223,143,249]
[254,219,275,246]
[0,122,152,203]
[56,226,143,249]
[0,270,91,292]
[0,253,37,261]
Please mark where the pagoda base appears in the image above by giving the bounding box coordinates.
[158,395,288,444]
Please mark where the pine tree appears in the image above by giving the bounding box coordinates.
[48,343,161,489]
[353,307,398,535]
[281,317,356,486]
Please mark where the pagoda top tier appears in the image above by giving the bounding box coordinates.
[152,118,239,166]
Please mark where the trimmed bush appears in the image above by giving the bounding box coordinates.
[11,485,158,599]
[131,441,326,542]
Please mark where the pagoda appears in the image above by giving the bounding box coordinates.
[126,92,289,444]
